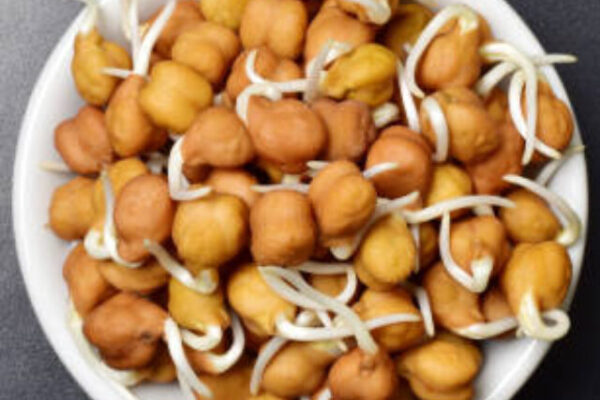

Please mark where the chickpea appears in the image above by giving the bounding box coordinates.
[114,175,174,263]
[172,194,248,273]
[397,333,482,400]
[309,161,377,246]
[83,292,167,369]
[250,190,316,266]
[321,44,397,107]
[63,244,115,317]
[365,126,433,199]
[423,262,484,330]
[311,99,376,162]
[168,278,230,332]
[482,286,514,322]
[200,0,249,30]
[71,28,131,106]
[97,258,169,294]
[195,356,254,400]
[304,6,374,63]
[382,4,433,58]
[227,263,296,337]
[183,163,210,184]
[182,107,254,169]
[336,0,399,23]
[485,88,509,124]
[142,345,176,383]
[309,274,348,298]
[171,22,241,85]
[329,348,398,400]
[421,87,500,163]
[466,121,524,195]
[49,176,95,240]
[419,222,439,268]
[54,106,113,174]
[425,164,472,217]
[262,341,340,397]
[105,76,167,157]
[354,289,424,352]
[205,168,260,208]
[139,61,214,134]
[240,0,308,59]
[355,214,416,290]
[249,394,286,400]
[248,98,327,174]
[501,189,560,244]
[226,46,303,100]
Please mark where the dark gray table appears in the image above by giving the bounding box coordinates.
[1,0,598,399]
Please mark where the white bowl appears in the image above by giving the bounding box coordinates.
[12,0,588,399]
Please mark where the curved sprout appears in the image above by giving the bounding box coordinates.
[250,182,309,194]
[236,83,283,125]
[199,313,246,374]
[127,0,140,63]
[341,0,392,25]
[517,292,570,341]
[402,195,515,224]
[397,60,420,132]
[454,317,518,340]
[76,0,99,35]
[362,162,400,179]
[167,137,212,201]
[181,325,223,352]
[503,174,581,246]
[372,102,400,128]
[421,96,449,162]
[291,262,358,304]
[245,49,268,85]
[39,160,72,173]
[260,269,325,310]
[84,228,110,260]
[536,145,585,186]
[134,0,176,76]
[304,40,354,101]
[410,224,421,274]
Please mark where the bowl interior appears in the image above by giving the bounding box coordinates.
[12,0,588,399]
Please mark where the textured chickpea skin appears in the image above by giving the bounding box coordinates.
[421,87,500,163]
[205,168,260,208]
[250,190,317,266]
[182,106,254,169]
[172,194,248,273]
[248,98,327,174]
[97,258,169,294]
[311,99,376,162]
[309,161,377,246]
[355,214,416,290]
[397,333,482,400]
[200,0,249,30]
[54,106,113,174]
[355,288,425,352]
[227,263,296,337]
[240,0,308,59]
[49,176,95,240]
[366,126,433,199]
[329,348,399,400]
[83,292,167,370]
[382,3,433,58]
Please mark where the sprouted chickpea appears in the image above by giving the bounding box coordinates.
[200,0,249,30]
[500,189,561,243]
[194,356,254,400]
[97,258,169,294]
[382,3,433,58]
[49,176,96,240]
[205,168,261,208]
[425,163,473,217]
[336,0,398,25]
[419,222,439,268]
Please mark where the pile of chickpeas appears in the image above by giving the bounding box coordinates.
[48,0,583,399]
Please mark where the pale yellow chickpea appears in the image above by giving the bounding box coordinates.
[421,87,500,163]
[54,106,113,174]
[321,44,397,107]
[63,244,115,317]
[355,214,416,290]
[382,4,433,58]
[354,288,425,352]
[397,333,482,400]
[425,164,473,216]
[97,258,169,294]
[250,190,317,266]
[49,176,96,240]
[311,99,376,162]
[205,168,260,208]
[240,0,308,59]
[200,0,249,30]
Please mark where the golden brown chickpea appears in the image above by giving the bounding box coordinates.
[171,22,241,85]
[195,356,254,400]
[182,107,255,169]
[141,345,176,383]
[321,44,397,107]
[366,126,433,199]
[500,189,561,244]
[304,6,374,63]
[240,0,308,59]
[309,274,348,298]
[71,28,131,106]
[248,97,327,174]
[421,87,500,163]
[329,348,398,400]
[263,341,341,397]
[311,99,376,162]
[355,214,416,290]
[465,121,524,195]
[83,292,167,370]
[424,262,484,331]
[425,164,472,215]
[382,4,433,58]
[183,163,210,184]
[485,88,509,124]
[355,288,425,352]
[482,286,514,322]
[63,244,115,317]
[54,106,113,174]
[97,258,169,294]
[105,75,167,158]
[200,0,249,30]
[397,333,482,400]
[114,175,174,263]
[139,61,214,134]
[336,0,399,23]
[419,222,439,268]
[250,190,317,266]
[49,177,96,240]
[309,161,377,246]
[227,46,303,100]
[249,394,286,400]
[227,263,297,337]
[205,168,260,208]
[172,194,248,273]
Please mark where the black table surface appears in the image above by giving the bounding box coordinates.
[0,0,598,399]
